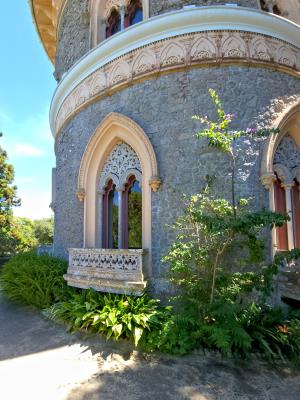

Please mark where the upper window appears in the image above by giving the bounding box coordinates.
[105,0,143,39]
[106,8,122,39]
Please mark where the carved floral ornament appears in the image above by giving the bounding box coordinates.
[54,30,300,135]
[98,142,142,190]
[76,142,162,200]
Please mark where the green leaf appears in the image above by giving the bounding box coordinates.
[133,327,144,346]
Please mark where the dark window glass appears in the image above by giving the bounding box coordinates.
[130,8,143,25]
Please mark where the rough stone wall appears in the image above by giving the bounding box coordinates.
[55,0,90,79]
[54,66,300,294]
[150,0,259,15]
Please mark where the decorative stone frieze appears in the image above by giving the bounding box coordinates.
[54,30,300,135]
[65,248,147,294]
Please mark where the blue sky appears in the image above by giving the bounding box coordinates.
[0,3,56,219]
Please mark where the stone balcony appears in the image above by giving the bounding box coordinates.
[64,248,147,295]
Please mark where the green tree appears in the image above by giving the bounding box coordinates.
[0,217,37,255]
[0,133,21,254]
[33,217,54,245]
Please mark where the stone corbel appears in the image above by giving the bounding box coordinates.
[49,201,56,212]
[260,172,276,190]
[76,188,86,202]
[149,176,162,192]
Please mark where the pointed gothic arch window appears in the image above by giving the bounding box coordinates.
[106,8,121,39]
[98,142,142,249]
[272,134,300,251]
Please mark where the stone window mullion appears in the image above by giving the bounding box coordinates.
[282,182,295,250]
[97,190,105,248]
[117,188,123,249]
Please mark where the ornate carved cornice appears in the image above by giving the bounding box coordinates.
[53,31,300,136]
[29,0,66,63]
[50,7,300,138]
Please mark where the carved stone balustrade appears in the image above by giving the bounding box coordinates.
[64,248,147,294]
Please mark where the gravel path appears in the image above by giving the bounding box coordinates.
[0,292,300,400]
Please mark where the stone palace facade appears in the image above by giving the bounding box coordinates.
[30,0,300,298]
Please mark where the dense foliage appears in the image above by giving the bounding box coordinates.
[142,90,300,363]
[0,133,21,254]
[0,217,38,255]
[0,217,54,256]
[33,217,54,245]
[46,290,170,346]
[0,252,68,309]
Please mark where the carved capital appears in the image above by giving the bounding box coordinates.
[76,188,86,202]
[260,173,276,189]
[282,182,295,190]
[149,176,162,192]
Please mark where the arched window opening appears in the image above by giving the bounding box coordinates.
[125,0,143,27]
[122,176,142,249]
[98,142,142,250]
[292,179,300,248]
[106,8,121,38]
[102,179,119,248]
[274,175,289,251]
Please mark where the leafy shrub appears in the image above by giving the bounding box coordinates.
[145,89,300,363]
[46,289,171,346]
[0,252,68,309]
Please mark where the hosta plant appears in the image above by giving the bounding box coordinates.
[46,289,172,346]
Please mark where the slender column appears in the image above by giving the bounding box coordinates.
[283,183,295,250]
[261,173,277,255]
[96,191,104,248]
[101,19,108,42]
[120,5,126,31]
[117,189,123,249]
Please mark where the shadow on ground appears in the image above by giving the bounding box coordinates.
[1,292,300,400]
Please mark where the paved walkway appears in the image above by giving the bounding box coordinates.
[1,292,300,400]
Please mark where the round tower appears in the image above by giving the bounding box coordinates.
[30,0,300,296]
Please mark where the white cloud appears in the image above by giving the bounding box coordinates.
[14,143,43,157]
[13,191,53,220]
[17,177,34,184]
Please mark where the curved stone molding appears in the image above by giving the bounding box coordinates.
[78,112,159,192]
[260,98,300,181]
[50,8,300,137]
